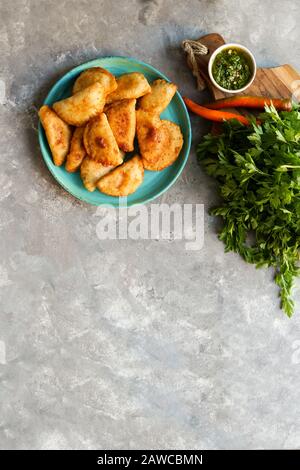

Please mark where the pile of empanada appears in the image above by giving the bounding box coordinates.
[39,67,184,197]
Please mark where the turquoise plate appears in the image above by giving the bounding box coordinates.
[38,56,192,207]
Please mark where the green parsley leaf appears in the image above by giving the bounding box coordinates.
[197,104,300,316]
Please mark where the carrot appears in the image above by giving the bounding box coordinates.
[183,97,251,126]
[205,95,292,111]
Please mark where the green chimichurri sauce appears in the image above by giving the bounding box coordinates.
[212,48,252,90]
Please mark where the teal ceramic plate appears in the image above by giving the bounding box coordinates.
[38,56,192,207]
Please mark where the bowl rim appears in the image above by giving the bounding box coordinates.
[38,55,192,207]
[208,43,257,94]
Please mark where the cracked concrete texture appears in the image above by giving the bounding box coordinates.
[0,0,300,450]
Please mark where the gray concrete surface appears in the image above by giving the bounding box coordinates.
[0,0,300,450]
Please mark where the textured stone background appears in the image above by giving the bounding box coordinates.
[0,0,300,450]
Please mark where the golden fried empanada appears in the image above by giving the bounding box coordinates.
[142,121,183,171]
[85,113,123,166]
[97,155,144,196]
[53,83,105,126]
[83,120,92,155]
[136,109,162,161]
[139,79,177,115]
[72,67,117,95]
[106,99,136,152]
[65,127,86,172]
[106,73,151,105]
[80,157,116,192]
[136,110,183,171]
[39,105,72,166]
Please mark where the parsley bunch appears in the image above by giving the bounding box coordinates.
[197,105,300,316]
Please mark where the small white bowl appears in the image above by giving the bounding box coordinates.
[208,43,257,94]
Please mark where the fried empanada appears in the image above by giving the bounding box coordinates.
[39,105,72,166]
[80,157,116,192]
[142,121,183,171]
[106,99,136,152]
[83,120,92,155]
[65,127,86,172]
[106,73,151,105]
[53,82,105,126]
[136,110,183,171]
[72,67,117,95]
[97,155,144,196]
[85,113,123,166]
[136,109,162,161]
[139,79,177,115]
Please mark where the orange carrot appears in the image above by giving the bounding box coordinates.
[205,95,292,111]
[183,97,251,126]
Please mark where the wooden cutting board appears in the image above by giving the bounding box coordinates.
[189,33,300,102]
